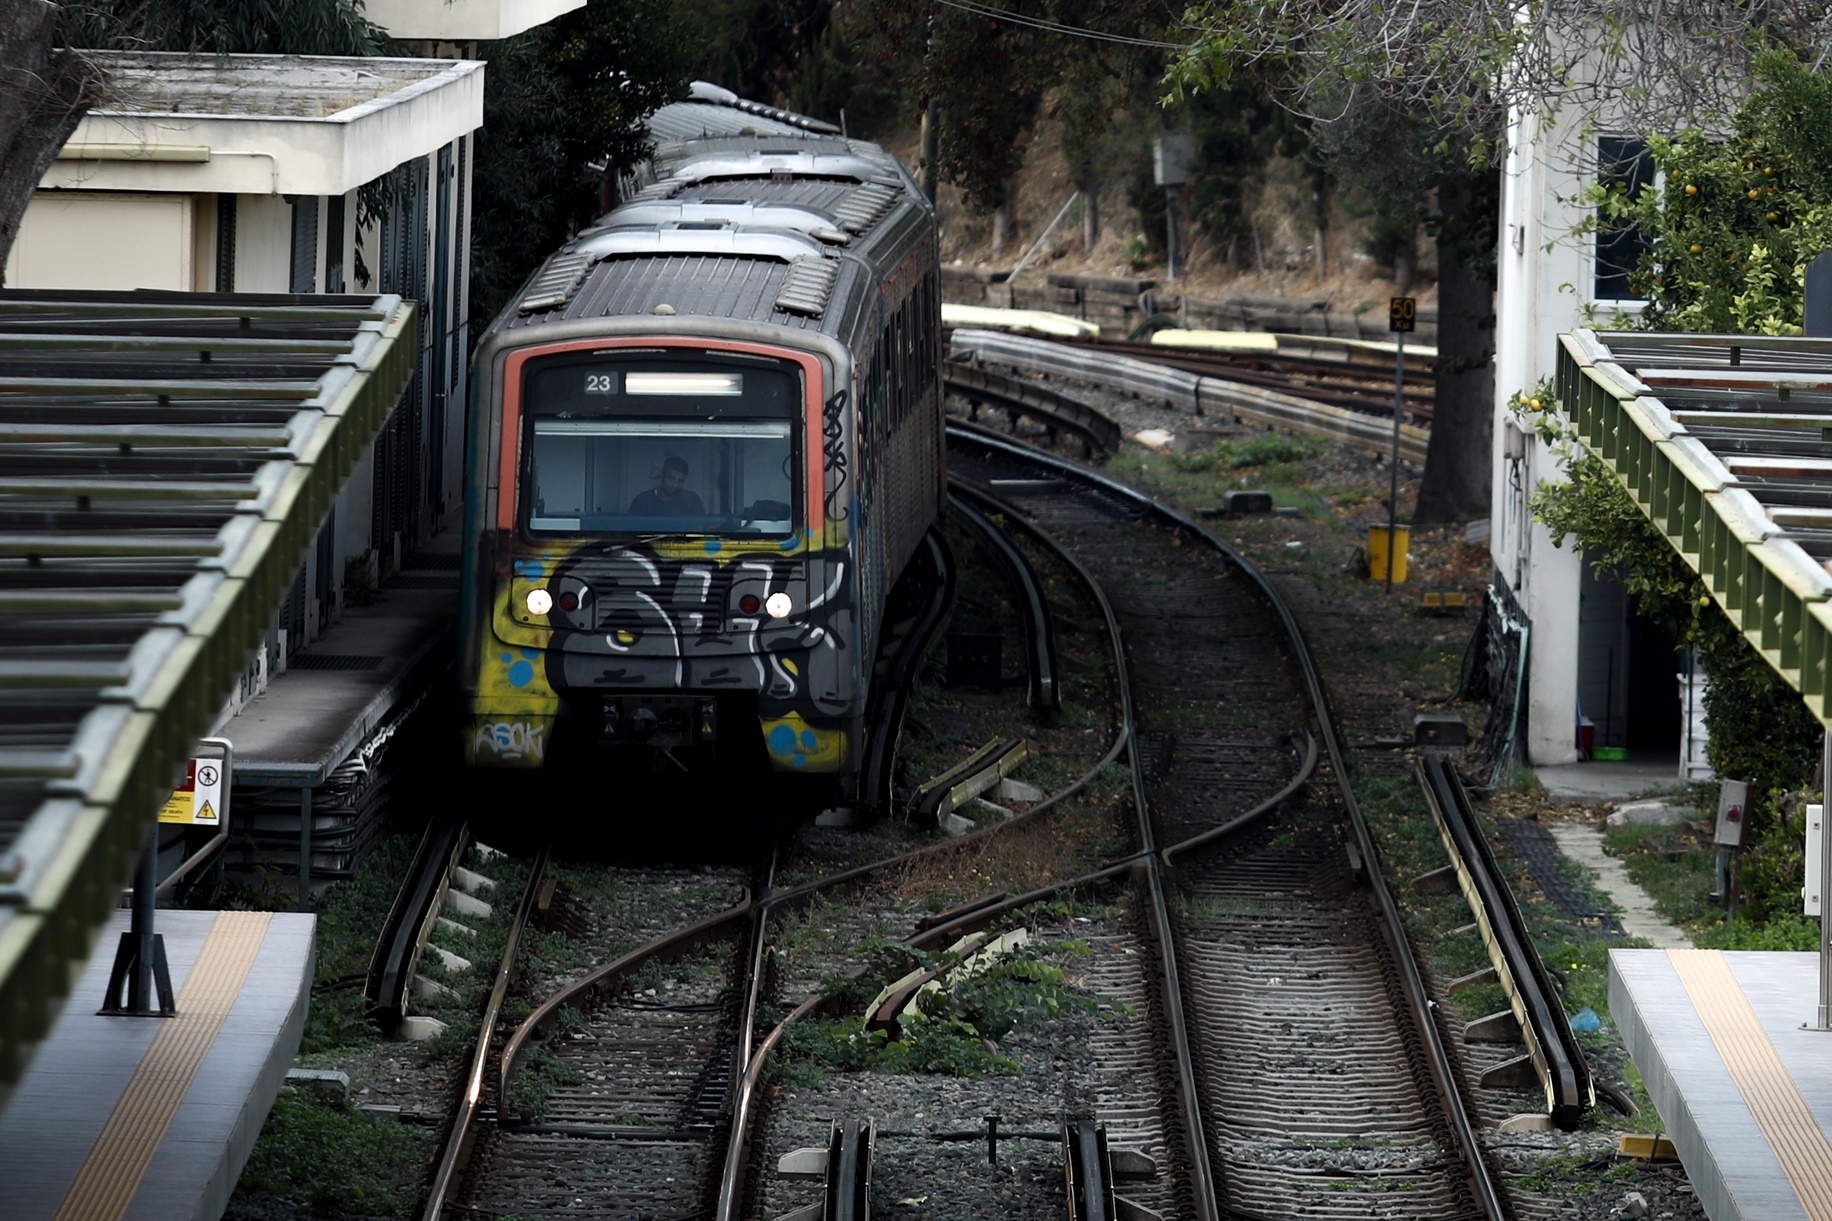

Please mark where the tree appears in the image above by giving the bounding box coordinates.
[0,2,104,276]
[69,0,383,55]
[469,0,702,324]
[1167,1,1832,523]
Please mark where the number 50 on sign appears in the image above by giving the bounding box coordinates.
[1389,296,1417,333]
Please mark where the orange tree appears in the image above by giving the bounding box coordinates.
[1607,43,1832,334]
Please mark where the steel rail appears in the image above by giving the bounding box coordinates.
[948,488,1060,711]
[1419,755,1593,1128]
[712,852,779,1221]
[943,462,1222,1221]
[942,362,1122,454]
[421,844,550,1221]
[1085,334,1437,401]
[943,418,1508,1221]
[860,529,957,817]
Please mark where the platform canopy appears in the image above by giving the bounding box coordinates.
[1558,329,1832,728]
[0,289,415,1088]
[44,51,483,198]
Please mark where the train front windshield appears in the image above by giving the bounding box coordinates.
[522,356,800,539]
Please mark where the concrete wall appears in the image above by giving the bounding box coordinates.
[6,192,195,289]
[1491,90,1657,764]
[234,194,292,292]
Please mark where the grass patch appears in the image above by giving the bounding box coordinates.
[235,1086,428,1216]
[1606,814,1819,950]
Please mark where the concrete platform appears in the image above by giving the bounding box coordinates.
[1535,752,1689,801]
[231,525,460,787]
[1612,949,1832,1221]
[0,908,314,1221]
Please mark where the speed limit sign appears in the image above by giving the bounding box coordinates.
[1389,296,1417,333]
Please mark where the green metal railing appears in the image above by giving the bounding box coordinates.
[1557,330,1832,728]
[0,293,416,1087]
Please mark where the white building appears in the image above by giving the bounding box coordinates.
[8,51,484,662]
[365,0,584,45]
[1491,81,1707,773]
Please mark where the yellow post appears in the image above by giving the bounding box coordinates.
[1368,525,1410,584]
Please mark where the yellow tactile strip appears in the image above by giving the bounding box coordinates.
[1668,948,1832,1221]
[51,911,272,1221]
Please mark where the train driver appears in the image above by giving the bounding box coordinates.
[629,454,705,515]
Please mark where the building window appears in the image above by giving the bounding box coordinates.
[289,197,319,294]
[215,196,236,292]
[324,195,345,295]
[1595,137,1653,301]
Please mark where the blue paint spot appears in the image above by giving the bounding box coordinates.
[516,560,546,578]
[769,725,796,756]
[703,539,722,555]
[792,753,807,768]
[508,660,534,688]
[500,652,513,664]
[779,535,799,551]
[521,648,540,659]
[800,729,818,750]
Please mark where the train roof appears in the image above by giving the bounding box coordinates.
[643,81,842,142]
[496,86,930,346]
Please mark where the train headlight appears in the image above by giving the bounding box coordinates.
[765,592,792,619]
[738,593,761,615]
[526,588,553,615]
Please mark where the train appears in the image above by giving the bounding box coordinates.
[458,82,944,802]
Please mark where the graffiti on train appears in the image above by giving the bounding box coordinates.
[472,718,550,763]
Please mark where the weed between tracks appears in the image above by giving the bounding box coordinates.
[774,926,1126,1084]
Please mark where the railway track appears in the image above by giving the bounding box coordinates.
[944,420,1502,1220]
[390,420,1578,1219]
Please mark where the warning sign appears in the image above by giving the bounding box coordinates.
[158,757,225,825]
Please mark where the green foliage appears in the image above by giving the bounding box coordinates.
[781,939,1115,1082]
[468,0,701,325]
[236,1088,427,1216]
[912,940,1095,1040]
[71,0,385,56]
[1174,431,1321,473]
[1616,45,1832,334]
[504,1045,584,1120]
[851,0,1173,214]
[1732,792,1816,926]
[1180,76,1317,263]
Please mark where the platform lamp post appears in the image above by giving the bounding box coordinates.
[1805,251,1832,1030]
[1153,132,1193,282]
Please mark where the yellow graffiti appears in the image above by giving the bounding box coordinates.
[649,523,842,564]
[477,575,560,712]
[760,710,848,773]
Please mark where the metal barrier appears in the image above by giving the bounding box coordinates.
[950,328,1430,464]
